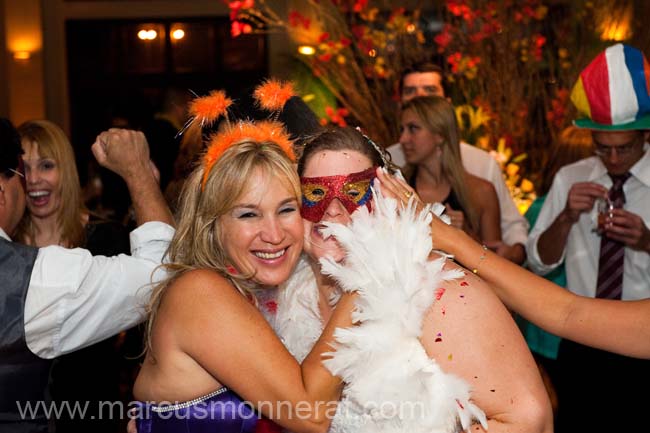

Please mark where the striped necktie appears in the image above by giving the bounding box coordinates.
[595,172,631,299]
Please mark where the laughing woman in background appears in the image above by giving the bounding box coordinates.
[16,119,132,433]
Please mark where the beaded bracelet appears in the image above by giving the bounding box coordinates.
[471,245,489,275]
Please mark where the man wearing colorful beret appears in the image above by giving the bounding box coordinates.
[527,43,650,432]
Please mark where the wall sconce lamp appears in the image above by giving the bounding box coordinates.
[298,45,315,56]
[137,29,158,41]
[171,29,185,40]
[599,3,633,41]
[13,51,32,61]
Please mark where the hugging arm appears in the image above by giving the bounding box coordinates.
[430,219,650,360]
[92,128,173,227]
[170,270,356,433]
[379,168,525,264]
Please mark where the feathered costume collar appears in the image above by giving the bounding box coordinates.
[258,189,486,432]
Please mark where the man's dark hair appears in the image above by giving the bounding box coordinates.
[0,117,23,172]
[399,62,448,97]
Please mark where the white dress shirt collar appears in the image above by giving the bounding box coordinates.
[631,146,650,187]
[587,145,650,187]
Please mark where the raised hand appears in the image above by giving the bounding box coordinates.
[92,128,152,182]
[92,128,172,226]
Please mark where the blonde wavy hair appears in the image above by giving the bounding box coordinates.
[401,96,479,234]
[15,119,87,247]
[145,138,301,353]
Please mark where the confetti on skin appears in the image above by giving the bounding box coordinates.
[448,354,453,361]
[435,287,446,300]
[441,306,446,315]
[265,300,278,314]
[490,389,495,393]
[455,399,464,410]
[460,281,469,287]
[435,337,442,342]
[460,294,465,298]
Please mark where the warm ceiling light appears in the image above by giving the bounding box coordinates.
[406,24,416,33]
[138,29,158,40]
[13,51,32,60]
[171,29,185,40]
[600,18,631,41]
[298,45,316,56]
[598,4,633,41]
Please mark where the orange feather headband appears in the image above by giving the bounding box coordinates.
[187,82,298,190]
[201,120,296,189]
[188,90,232,127]
[253,79,296,112]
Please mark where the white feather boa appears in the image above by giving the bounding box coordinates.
[258,190,487,433]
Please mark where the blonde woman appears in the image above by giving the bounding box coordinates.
[16,119,132,433]
[16,120,88,247]
[133,119,356,433]
[399,96,501,244]
[16,120,130,251]
[130,86,550,432]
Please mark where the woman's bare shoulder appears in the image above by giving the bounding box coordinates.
[466,174,496,195]
[436,259,505,311]
[174,268,230,286]
[163,269,242,312]
[466,174,498,207]
[157,269,262,357]
[465,173,492,188]
[423,259,530,371]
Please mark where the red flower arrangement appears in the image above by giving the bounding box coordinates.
[226,0,608,180]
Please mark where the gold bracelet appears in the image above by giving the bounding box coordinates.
[471,245,489,275]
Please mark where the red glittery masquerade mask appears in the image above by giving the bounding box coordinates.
[300,167,376,222]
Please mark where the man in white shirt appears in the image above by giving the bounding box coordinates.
[526,44,650,432]
[387,62,528,264]
[1,118,173,432]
